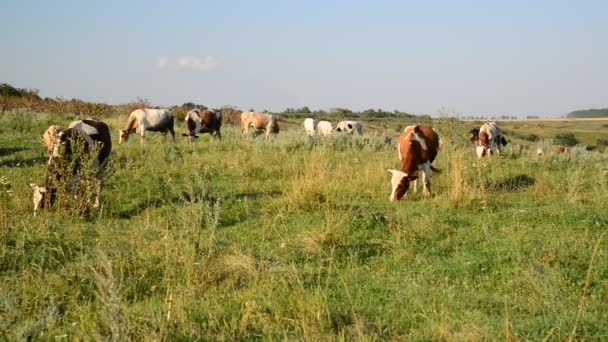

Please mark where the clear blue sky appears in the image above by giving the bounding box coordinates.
[1,0,606,116]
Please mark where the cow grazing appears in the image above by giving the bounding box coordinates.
[476,122,507,158]
[335,120,362,135]
[31,119,112,215]
[43,125,65,156]
[316,121,333,136]
[182,109,222,143]
[240,112,279,139]
[119,108,175,144]
[388,124,440,201]
[303,118,317,136]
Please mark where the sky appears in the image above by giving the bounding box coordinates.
[1,0,606,117]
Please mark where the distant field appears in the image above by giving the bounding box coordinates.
[1,111,607,340]
[465,118,608,122]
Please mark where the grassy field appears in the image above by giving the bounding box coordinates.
[1,110,607,340]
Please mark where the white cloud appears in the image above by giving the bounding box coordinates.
[176,55,218,71]
[156,56,169,68]
[155,55,218,71]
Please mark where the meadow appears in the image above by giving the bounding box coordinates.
[1,110,607,340]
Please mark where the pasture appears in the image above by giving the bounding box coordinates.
[1,111,607,340]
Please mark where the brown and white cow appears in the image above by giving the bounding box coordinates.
[182,108,222,143]
[240,112,279,139]
[476,122,507,158]
[119,108,175,144]
[388,124,440,201]
[30,119,112,215]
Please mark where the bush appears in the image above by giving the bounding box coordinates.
[521,133,539,142]
[597,138,608,146]
[554,133,578,147]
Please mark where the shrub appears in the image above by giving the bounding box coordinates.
[521,133,539,142]
[554,132,578,147]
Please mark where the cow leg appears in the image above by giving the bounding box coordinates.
[422,162,432,196]
[216,130,222,141]
[169,127,176,143]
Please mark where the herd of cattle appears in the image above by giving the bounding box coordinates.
[30,107,563,214]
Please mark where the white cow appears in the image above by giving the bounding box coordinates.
[303,118,317,136]
[119,109,175,144]
[316,121,333,136]
[336,120,362,135]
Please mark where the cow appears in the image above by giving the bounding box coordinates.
[240,112,279,139]
[335,120,362,135]
[476,122,507,158]
[303,118,317,136]
[119,108,175,144]
[30,119,112,215]
[316,121,333,136]
[182,108,222,143]
[387,124,440,201]
[554,146,570,154]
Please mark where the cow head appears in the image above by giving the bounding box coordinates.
[119,129,130,144]
[469,128,480,144]
[388,169,418,201]
[29,183,48,215]
[476,146,487,159]
[43,125,64,156]
[182,132,200,143]
[182,116,200,143]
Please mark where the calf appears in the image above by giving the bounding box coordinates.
[388,124,440,201]
[30,119,112,215]
[182,109,222,143]
[303,118,317,136]
[476,122,507,158]
[316,121,333,136]
[241,112,279,139]
[119,108,175,144]
[335,120,362,135]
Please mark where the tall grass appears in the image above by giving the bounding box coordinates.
[0,112,607,339]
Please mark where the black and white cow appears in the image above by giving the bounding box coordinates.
[30,119,112,215]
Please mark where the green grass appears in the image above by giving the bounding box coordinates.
[1,112,607,340]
